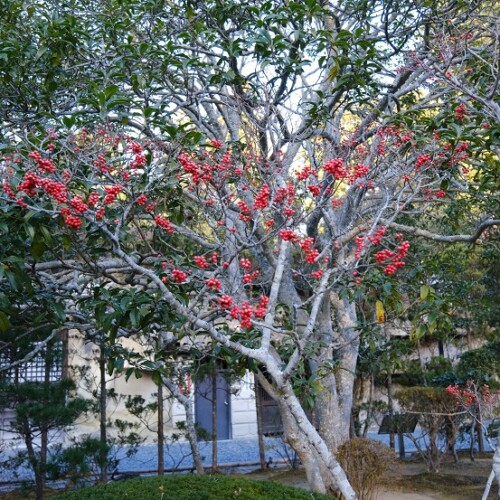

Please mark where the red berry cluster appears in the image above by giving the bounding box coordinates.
[70,195,89,214]
[103,185,122,205]
[28,151,56,173]
[64,214,82,229]
[279,229,300,241]
[323,158,346,180]
[300,237,319,264]
[128,141,146,169]
[94,154,108,173]
[239,258,252,271]
[351,163,369,180]
[273,183,295,205]
[136,194,148,206]
[2,181,15,199]
[227,296,268,329]
[354,236,365,259]
[243,270,260,284]
[253,295,269,318]
[296,165,317,181]
[454,103,466,121]
[254,184,270,210]
[205,277,222,291]
[154,215,175,234]
[171,269,187,283]
[375,240,410,275]
[237,200,252,222]
[367,226,386,245]
[308,184,321,197]
[210,139,223,149]
[415,154,431,170]
[60,208,82,229]
[193,255,210,268]
[219,295,233,309]
[38,178,68,204]
[17,171,39,196]
[88,191,100,207]
[311,269,323,279]
[230,301,253,329]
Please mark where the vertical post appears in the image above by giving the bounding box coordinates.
[211,372,218,471]
[398,430,406,459]
[387,373,395,450]
[99,346,108,482]
[157,382,164,475]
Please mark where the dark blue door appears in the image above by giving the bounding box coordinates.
[195,373,231,440]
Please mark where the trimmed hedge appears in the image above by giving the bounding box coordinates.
[56,474,330,499]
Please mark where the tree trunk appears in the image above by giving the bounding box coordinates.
[36,425,48,500]
[99,348,108,483]
[279,380,357,498]
[157,382,164,476]
[161,376,205,474]
[23,418,44,500]
[387,373,395,450]
[211,372,218,472]
[256,371,357,498]
[308,295,359,454]
[476,416,485,454]
[254,383,267,470]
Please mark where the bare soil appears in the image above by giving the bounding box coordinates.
[245,452,498,499]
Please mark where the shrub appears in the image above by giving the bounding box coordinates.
[56,473,331,499]
[336,438,397,500]
[396,386,464,472]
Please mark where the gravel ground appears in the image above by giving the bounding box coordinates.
[0,431,494,484]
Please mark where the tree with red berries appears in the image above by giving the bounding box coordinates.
[446,381,500,499]
[1,0,499,496]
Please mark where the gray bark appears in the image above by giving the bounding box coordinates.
[161,376,205,475]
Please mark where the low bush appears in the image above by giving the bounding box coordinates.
[336,438,397,500]
[56,473,330,499]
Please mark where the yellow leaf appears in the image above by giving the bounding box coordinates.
[376,300,385,323]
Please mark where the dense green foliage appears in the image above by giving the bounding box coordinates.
[55,474,331,500]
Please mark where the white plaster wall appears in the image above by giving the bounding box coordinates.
[230,371,258,438]
[172,371,258,440]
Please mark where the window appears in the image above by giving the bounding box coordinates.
[0,340,64,384]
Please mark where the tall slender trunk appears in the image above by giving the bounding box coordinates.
[99,348,108,482]
[37,425,48,500]
[157,382,164,476]
[23,417,44,500]
[211,372,218,471]
[387,373,395,450]
[476,415,485,453]
[161,376,205,474]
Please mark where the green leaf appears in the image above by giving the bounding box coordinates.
[0,311,10,332]
[411,324,427,341]
[31,238,46,260]
[420,285,431,300]
[103,84,119,100]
